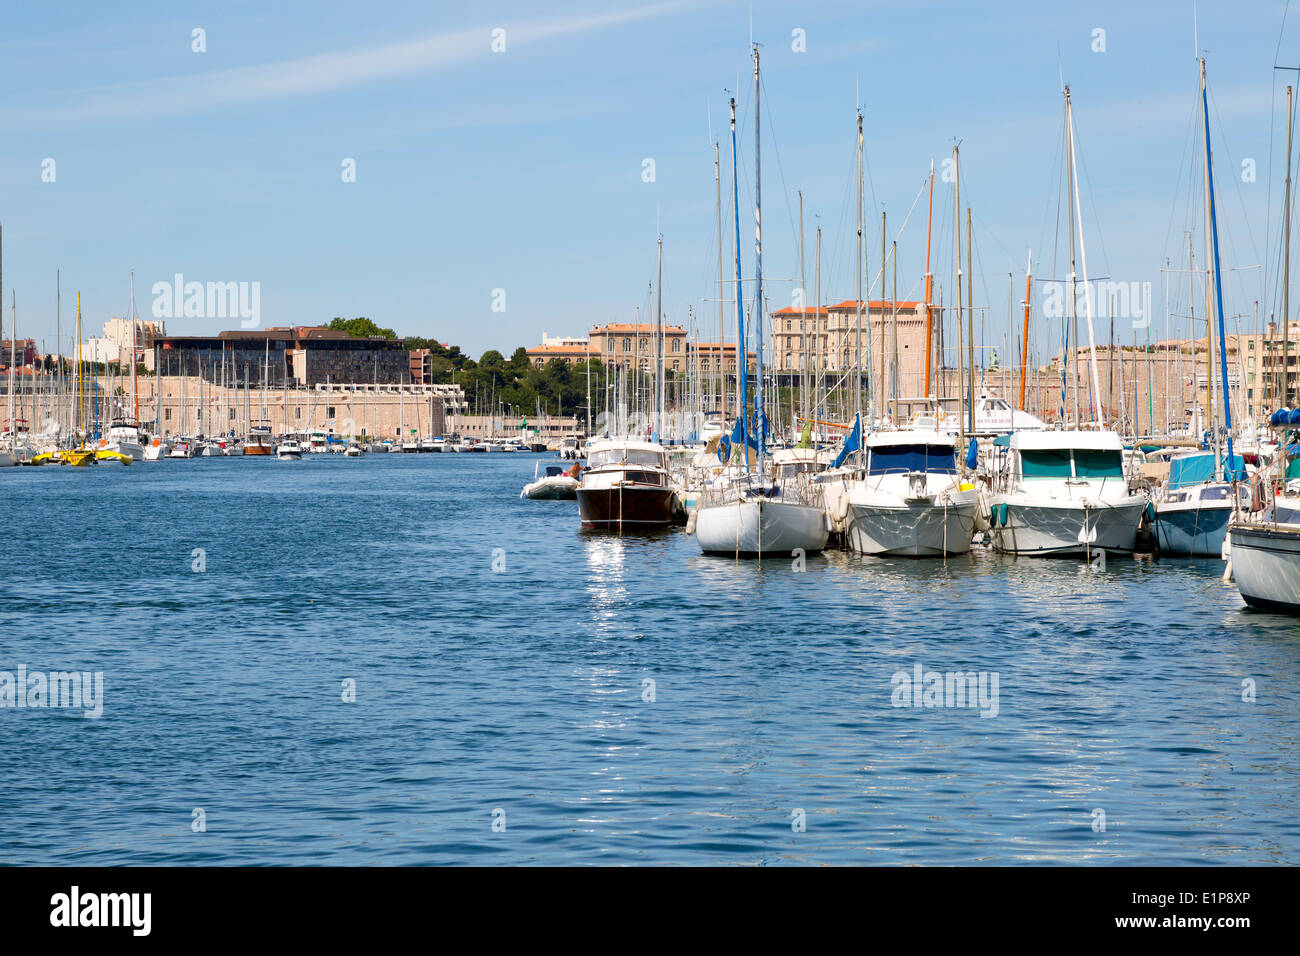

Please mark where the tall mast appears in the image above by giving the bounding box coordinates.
[729,96,747,471]
[752,44,765,477]
[966,207,975,434]
[1066,86,1104,425]
[1202,91,1218,458]
[880,212,886,420]
[815,225,822,427]
[923,159,935,399]
[1284,84,1294,407]
[129,271,139,422]
[891,240,899,410]
[855,112,864,447]
[954,144,965,441]
[1020,250,1032,410]
[76,292,83,450]
[798,190,807,426]
[714,140,726,421]
[1201,57,1234,472]
[654,234,663,438]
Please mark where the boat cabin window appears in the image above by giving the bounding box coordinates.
[1073,450,1124,478]
[1200,484,1238,501]
[866,444,957,476]
[1020,448,1122,478]
[777,461,818,478]
[543,466,564,477]
[621,470,665,486]
[588,448,665,469]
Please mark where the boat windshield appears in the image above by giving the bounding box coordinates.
[1073,450,1124,478]
[588,448,664,469]
[867,444,957,476]
[1021,448,1122,478]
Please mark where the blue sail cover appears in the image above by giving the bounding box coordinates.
[831,414,861,469]
[965,438,979,470]
[1168,452,1247,489]
[1269,408,1300,427]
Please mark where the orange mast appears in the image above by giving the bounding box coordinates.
[923,159,935,397]
[1019,249,1031,410]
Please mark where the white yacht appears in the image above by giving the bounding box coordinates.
[101,417,145,462]
[843,430,979,557]
[277,439,303,460]
[988,431,1145,556]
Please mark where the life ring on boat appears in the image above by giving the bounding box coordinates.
[937,409,945,422]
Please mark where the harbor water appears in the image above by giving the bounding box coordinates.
[1,454,1298,865]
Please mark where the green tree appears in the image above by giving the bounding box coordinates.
[329,317,396,338]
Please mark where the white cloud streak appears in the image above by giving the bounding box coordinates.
[0,3,696,129]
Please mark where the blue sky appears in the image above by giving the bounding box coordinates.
[1,0,1298,362]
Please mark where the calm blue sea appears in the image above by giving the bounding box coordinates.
[1,453,1298,865]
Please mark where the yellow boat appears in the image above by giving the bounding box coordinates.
[32,449,97,467]
[31,297,103,469]
[94,448,133,465]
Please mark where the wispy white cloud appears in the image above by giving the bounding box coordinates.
[0,3,699,129]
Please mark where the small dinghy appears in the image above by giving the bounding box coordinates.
[521,461,580,500]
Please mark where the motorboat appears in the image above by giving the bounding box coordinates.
[521,461,580,500]
[576,439,681,529]
[277,439,303,460]
[842,430,979,557]
[988,430,1145,556]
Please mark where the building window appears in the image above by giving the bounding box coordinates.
[623,337,631,352]
[327,406,335,418]
[296,407,302,419]
[672,360,679,370]
[672,339,681,352]
[164,408,171,421]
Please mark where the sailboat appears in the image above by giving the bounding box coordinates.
[34,293,103,466]
[1,280,17,467]
[694,49,829,557]
[99,275,146,462]
[1228,57,1300,610]
[1154,187,1245,555]
[988,86,1142,555]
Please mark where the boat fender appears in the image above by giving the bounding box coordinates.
[685,510,698,535]
[1143,501,1156,523]
[834,495,850,522]
[974,506,990,532]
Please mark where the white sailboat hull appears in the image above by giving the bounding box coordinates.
[991,497,1144,556]
[1229,524,1300,612]
[695,498,828,556]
